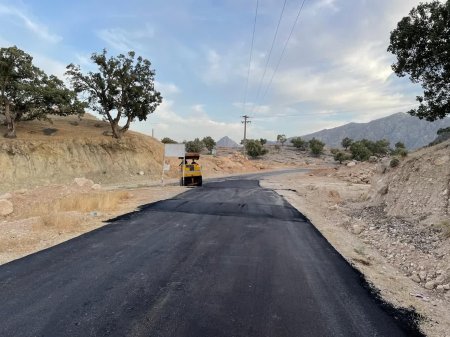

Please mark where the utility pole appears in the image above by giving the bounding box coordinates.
[241,115,251,144]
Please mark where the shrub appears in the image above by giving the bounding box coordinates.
[341,137,353,150]
[390,158,400,168]
[309,138,325,156]
[334,151,351,164]
[350,141,372,161]
[161,137,177,144]
[291,137,308,151]
[245,139,268,158]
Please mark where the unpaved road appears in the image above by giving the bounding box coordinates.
[0,178,422,336]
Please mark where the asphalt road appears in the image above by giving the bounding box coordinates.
[0,178,422,337]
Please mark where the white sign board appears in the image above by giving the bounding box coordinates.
[164,144,185,158]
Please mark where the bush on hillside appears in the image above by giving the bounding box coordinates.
[334,151,352,164]
[291,137,308,151]
[309,138,325,156]
[390,158,400,168]
[245,139,268,158]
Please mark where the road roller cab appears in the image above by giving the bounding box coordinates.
[179,153,202,186]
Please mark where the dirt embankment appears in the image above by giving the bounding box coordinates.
[261,141,450,337]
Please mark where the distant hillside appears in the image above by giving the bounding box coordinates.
[217,136,240,148]
[298,112,450,150]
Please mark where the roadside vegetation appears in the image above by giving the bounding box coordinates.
[244,139,268,158]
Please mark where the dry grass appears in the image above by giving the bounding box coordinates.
[25,191,130,217]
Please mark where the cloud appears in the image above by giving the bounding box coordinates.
[155,81,181,96]
[96,24,155,52]
[131,100,275,142]
[0,4,61,43]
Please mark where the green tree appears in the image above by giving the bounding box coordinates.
[277,134,287,147]
[202,136,216,154]
[185,138,204,153]
[0,46,84,138]
[388,1,450,121]
[309,138,325,156]
[259,138,267,146]
[291,137,308,151]
[341,137,353,150]
[350,141,372,161]
[66,49,162,139]
[395,141,405,149]
[334,151,351,164]
[245,139,268,158]
[161,137,177,144]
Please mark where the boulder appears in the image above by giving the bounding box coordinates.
[91,184,102,190]
[138,171,145,176]
[424,281,436,290]
[0,199,13,216]
[351,224,365,235]
[347,161,356,167]
[368,156,378,163]
[419,271,427,281]
[411,274,421,283]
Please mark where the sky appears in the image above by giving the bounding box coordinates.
[0,0,424,142]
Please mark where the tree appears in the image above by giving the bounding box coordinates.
[0,46,84,138]
[309,138,325,156]
[202,136,216,154]
[350,141,372,161]
[291,137,308,151]
[185,138,204,153]
[161,137,177,144]
[277,134,287,147]
[259,138,267,146]
[392,141,408,157]
[245,139,268,158]
[388,1,450,121]
[341,137,353,150]
[394,141,405,149]
[66,49,162,139]
[334,151,351,164]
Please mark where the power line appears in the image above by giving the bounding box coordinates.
[242,0,259,115]
[252,0,308,115]
[251,0,288,112]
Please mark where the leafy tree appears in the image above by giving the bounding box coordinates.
[185,138,204,153]
[245,139,268,158]
[277,134,287,147]
[309,138,325,156]
[341,137,353,150]
[259,138,267,146]
[349,141,372,161]
[66,49,162,139]
[291,137,308,151]
[0,46,84,138]
[437,127,450,135]
[161,137,177,144]
[391,141,408,157]
[202,136,216,154]
[334,151,351,164]
[388,1,450,121]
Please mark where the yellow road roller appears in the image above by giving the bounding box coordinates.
[179,153,202,186]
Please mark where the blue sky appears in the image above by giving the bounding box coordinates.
[0,0,423,142]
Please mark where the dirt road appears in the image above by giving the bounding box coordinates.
[0,178,422,336]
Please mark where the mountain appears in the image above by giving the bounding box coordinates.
[217,136,240,148]
[298,112,450,150]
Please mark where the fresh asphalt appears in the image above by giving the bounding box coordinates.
[0,175,423,337]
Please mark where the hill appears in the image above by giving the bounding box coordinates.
[299,112,450,150]
[216,136,240,148]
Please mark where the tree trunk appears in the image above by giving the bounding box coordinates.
[4,102,16,138]
[110,120,121,139]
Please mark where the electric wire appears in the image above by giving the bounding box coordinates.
[252,0,308,115]
[251,0,288,113]
[242,0,259,115]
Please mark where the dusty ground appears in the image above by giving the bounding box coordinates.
[261,169,450,337]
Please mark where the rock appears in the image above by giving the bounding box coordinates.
[0,199,13,216]
[411,274,421,283]
[0,193,12,200]
[91,184,102,190]
[352,224,365,235]
[435,274,446,285]
[74,177,94,188]
[424,281,436,290]
[436,285,445,293]
[443,284,450,290]
[419,271,427,281]
[434,155,449,166]
[369,156,378,163]
[347,161,356,167]
[378,185,389,195]
[16,189,27,194]
[138,171,144,176]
